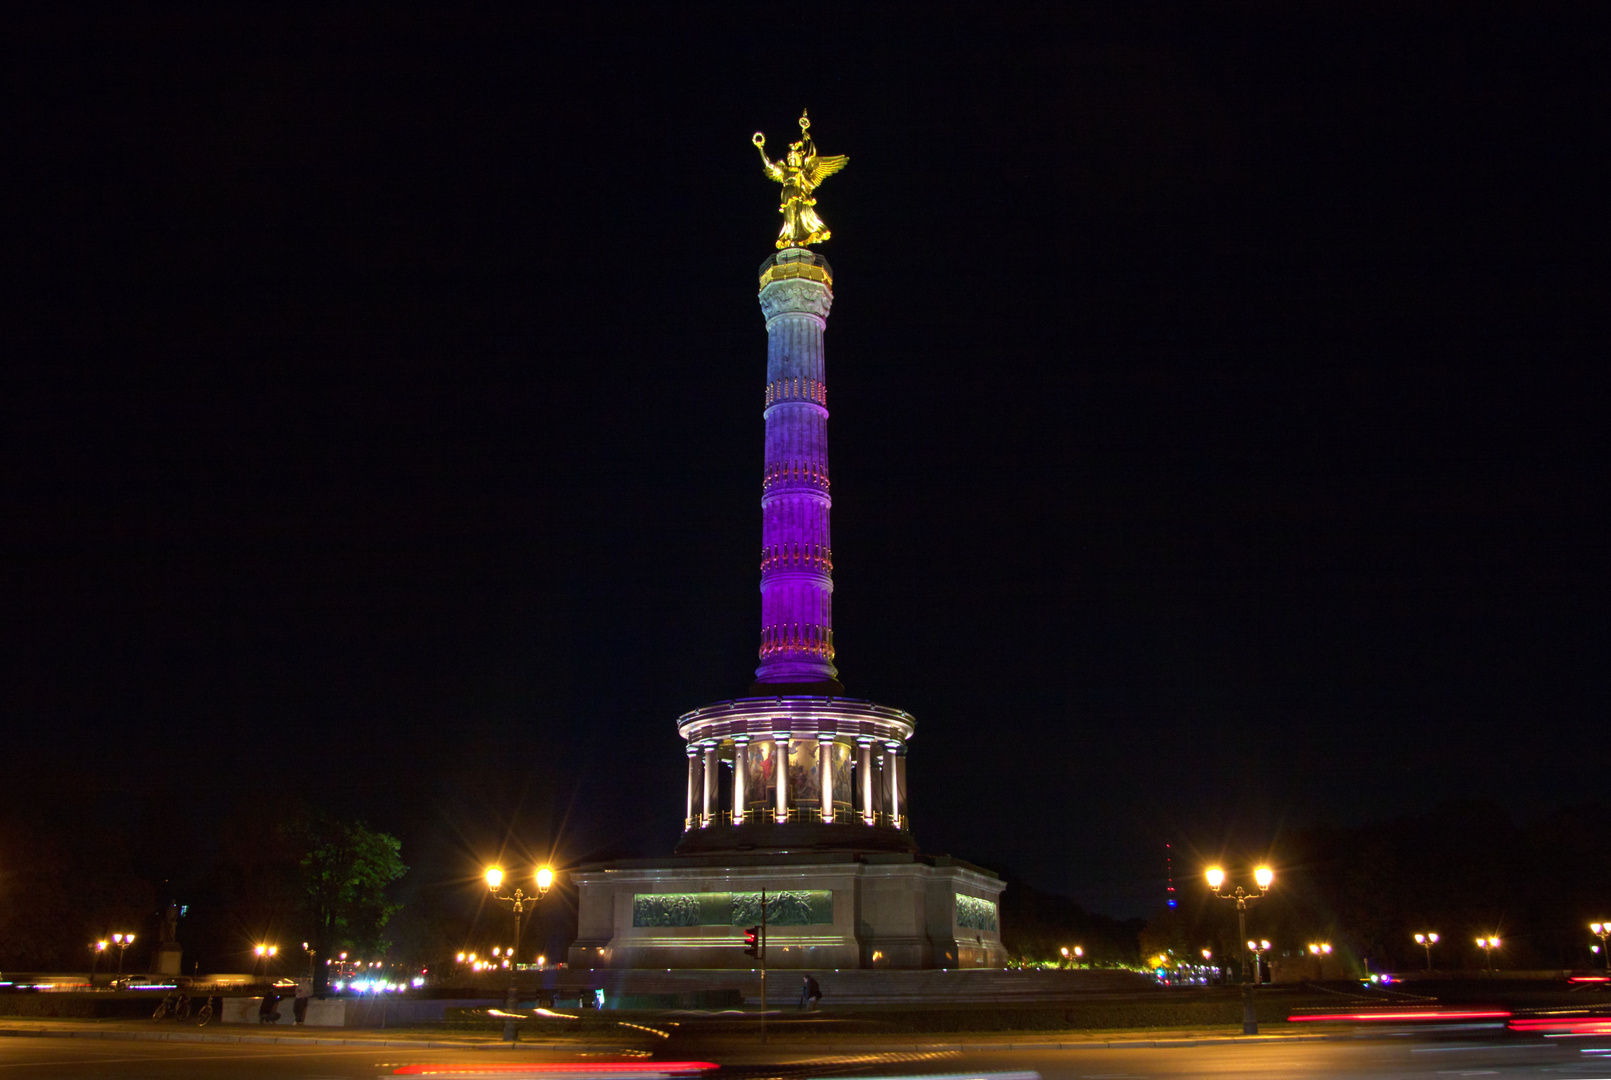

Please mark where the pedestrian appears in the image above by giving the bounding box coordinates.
[798,974,822,1011]
[258,990,281,1024]
[293,976,312,1024]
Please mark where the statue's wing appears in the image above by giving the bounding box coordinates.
[805,154,848,186]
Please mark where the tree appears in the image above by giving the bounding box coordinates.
[291,814,407,990]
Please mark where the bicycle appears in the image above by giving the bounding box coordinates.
[152,992,187,1020]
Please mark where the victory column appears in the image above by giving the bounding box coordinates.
[568,114,1006,971]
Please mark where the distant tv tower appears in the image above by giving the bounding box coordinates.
[1165,842,1177,909]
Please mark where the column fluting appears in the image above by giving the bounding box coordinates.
[755,250,839,689]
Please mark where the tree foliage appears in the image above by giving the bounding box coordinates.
[290,813,406,987]
[1000,876,1145,963]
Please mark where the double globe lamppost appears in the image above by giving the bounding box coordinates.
[1249,939,1272,984]
[1207,865,1273,1035]
[1476,935,1501,973]
[1414,931,1439,972]
[111,933,136,980]
[484,865,555,1043]
[88,940,107,988]
[1591,922,1611,975]
[1307,941,1332,980]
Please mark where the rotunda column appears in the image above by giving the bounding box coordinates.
[773,732,790,823]
[818,734,835,823]
[685,746,699,831]
[732,736,750,825]
[702,743,717,827]
[857,738,874,825]
[884,741,901,827]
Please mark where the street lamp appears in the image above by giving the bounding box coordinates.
[111,933,136,980]
[1590,923,1610,975]
[1249,940,1272,984]
[484,864,556,1042]
[1207,864,1274,1034]
[1413,932,1439,972]
[254,943,278,979]
[1307,942,1332,980]
[1476,935,1500,973]
[89,940,108,989]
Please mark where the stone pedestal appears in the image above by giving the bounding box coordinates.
[568,852,1006,970]
[151,942,182,976]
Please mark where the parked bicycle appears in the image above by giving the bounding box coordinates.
[152,991,213,1025]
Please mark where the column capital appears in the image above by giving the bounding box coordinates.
[759,278,833,322]
[817,732,836,744]
[732,734,752,745]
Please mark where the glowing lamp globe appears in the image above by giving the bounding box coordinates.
[1205,867,1225,890]
[484,866,504,890]
[536,866,554,894]
[1253,866,1274,889]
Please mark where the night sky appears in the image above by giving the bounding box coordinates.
[5,4,1606,921]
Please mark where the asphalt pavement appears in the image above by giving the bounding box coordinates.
[2,1027,1608,1079]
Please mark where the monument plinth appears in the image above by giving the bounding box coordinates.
[568,117,1006,971]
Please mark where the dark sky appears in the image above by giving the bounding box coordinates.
[4,4,1607,918]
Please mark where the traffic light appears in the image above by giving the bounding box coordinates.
[743,926,760,959]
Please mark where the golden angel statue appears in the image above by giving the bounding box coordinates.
[752,110,848,249]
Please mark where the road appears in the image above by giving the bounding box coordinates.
[1,1031,1608,1079]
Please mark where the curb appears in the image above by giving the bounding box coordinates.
[729,1032,1383,1052]
[0,1026,624,1051]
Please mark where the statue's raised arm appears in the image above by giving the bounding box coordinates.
[753,110,847,249]
[752,132,784,182]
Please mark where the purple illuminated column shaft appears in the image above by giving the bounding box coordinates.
[754,251,839,689]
